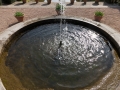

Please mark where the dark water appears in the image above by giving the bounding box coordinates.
[5,23,114,89]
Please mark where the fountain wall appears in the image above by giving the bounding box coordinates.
[0,16,120,90]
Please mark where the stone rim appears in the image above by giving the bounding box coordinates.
[0,16,120,90]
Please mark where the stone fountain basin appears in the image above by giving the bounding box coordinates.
[0,16,120,90]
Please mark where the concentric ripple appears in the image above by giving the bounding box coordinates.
[6,23,114,89]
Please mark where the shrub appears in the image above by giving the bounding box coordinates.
[118,1,120,6]
[2,0,16,4]
[95,11,104,17]
[14,12,24,17]
[0,0,2,5]
[56,3,64,11]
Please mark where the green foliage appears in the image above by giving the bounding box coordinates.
[14,12,24,17]
[118,1,120,6]
[2,0,16,4]
[76,0,104,2]
[105,0,119,4]
[105,0,111,3]
[56,3,64,11]
[95,11,104,17]
[0,0,2,5]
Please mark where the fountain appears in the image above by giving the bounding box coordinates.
[0,17,119,90]
[0,1,120,90]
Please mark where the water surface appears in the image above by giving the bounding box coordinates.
[5,23,114,89]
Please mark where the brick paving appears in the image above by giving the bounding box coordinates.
[0,1,120,33]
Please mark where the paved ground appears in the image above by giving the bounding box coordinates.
[0,1,120,33]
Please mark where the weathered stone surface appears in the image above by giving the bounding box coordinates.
[0,79,6,90]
